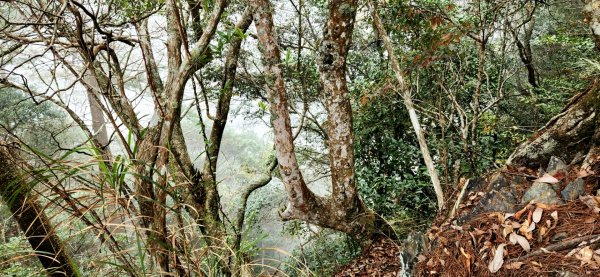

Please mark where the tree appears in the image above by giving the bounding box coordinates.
[251,0,379,243]
[369,0,445,210]
[0,0,266,274]
[0,142,79,276]
[509,0,600,172]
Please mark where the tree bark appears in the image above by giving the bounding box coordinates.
[251,0,377,243]
[0,143,80,277]
[508,81,600,168]
[584,0,600,51]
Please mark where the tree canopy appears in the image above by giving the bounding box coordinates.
[0,0,599,275]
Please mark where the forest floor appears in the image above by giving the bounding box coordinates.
[334,237,402,277]
[335,158,600,276]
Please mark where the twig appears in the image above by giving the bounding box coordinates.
[449,179,470,219]
[510,234,600,262]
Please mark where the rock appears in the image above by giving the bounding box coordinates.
[522,182,563,205]
[466,177,485,193]
[488,173,508,190]
[561,178,585,201]
[511,175,528,186]
[476,187,518,214]
[547,156,567,175]
[483,189,518,212]
[457,187,519,224]
[398,232,427,277]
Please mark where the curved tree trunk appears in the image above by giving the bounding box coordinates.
[508,80,600,169]
[251,0,379,245]
[0,143,80,277]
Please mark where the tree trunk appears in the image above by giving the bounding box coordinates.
[369,1,445,210]
[508,80,600,168]
[584,0,600,51]
[0,143,80,277]
[251,0,379,244]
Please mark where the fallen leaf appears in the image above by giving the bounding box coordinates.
[539,226,548,239]
[576,246,595,265]
[509,232,517,244]
[534,173,559,183]
[502,224,513,238]
[519,219,531,236]
[460,247,471,273]
[504,262,524,270]
[510,233,531,252]
[535,203,552,209]
[504,213,515,220]
[533,207,543,223]
[551,211,558,223]
[578,163,594,178]
[515,205,530,219]
[527,222,536,233]
[488,244,506,273]
[473,228,486,236]
[580,195,600,213]
[451,225,463,231]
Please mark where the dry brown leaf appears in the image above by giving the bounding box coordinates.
[527,222,536,233]
[533,207,543,223]
[460,247,471,273]
[534,173,560,183]
[488,244,506,273]
[502,224,513,238]
[509,233,531,252]
[578,164,594,178]
[580,195,600,213]
[504,262,524,270]
[539,226,548,239]
[576,246,595,265]
[504,213,515,220]
[480,241,492,253]
[473,228,486,236]
[509,232,517,244]
[535,203,552,210]
[515,205,530,219]
[519,219,530,236]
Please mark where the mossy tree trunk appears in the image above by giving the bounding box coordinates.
[508,80,600,169]
[0,143,80,277]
